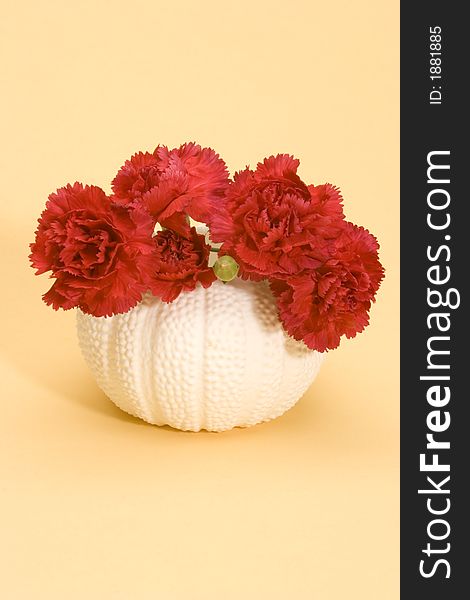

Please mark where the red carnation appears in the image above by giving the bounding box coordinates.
[209,154,344,280]
[111,150,166,203]
[30,182,157,317]
[112,142,229,233]
[149,226,216,303]
[270,222,384,352]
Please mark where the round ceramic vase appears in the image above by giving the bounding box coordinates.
[77,279,324,432]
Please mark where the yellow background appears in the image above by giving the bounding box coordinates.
[0,1,399,598]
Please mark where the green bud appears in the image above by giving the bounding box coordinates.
[213,255,239,282]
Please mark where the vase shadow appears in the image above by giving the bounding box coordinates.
[48,366,193,432]
[67,373,144,424]
[64,369,225,434]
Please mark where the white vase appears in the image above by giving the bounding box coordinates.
[76,279,324,432]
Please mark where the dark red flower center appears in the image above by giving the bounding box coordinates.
[135,165,160,189]
[55,213,121,277]
[154,230,199,266]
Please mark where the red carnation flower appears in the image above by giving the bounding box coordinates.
[270,222,384,352]
[30,182,157,317]
[209,154,344,280]
[112,142,229,233]
[149,226,216,303]
[111,150,166,203]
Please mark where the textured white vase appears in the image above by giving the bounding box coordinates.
[76,279,324,432]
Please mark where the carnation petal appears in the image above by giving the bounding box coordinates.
[31,183,159,316]
[111,151,166,202]
[256,154,300,179]
[149,227,215,302]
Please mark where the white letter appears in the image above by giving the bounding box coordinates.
[426,410,450,433]
[427,519,450,541]
[427,497,451,515]
[427,150,450,184]
[427,188,451,210]
[419,559,451,578]
[420,454,450,472]
[427,386,450,407]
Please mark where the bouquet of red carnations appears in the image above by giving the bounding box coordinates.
[30,142,384,352]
